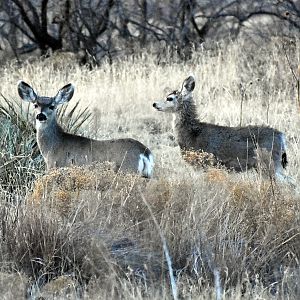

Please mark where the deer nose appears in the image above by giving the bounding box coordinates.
[36,113,47,121]
[153,103,157,108]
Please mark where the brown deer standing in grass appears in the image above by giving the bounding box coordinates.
[153,76,288,180]
[18,81,154,177]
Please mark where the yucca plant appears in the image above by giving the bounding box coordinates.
[57,99,92,134]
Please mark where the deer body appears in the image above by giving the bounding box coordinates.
[153,76,287,177]
[18,81,154,177]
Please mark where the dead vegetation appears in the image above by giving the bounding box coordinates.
[0,161,298,298]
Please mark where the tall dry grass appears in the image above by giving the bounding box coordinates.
[0,38,299,299]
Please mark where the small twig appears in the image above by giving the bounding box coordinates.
[266,97,270,124]
[282,43,300,112]
[239,83,246,127]
[283,44,298,81]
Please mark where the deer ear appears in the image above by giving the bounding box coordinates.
[182,75,195,94]
[55,83,75,105]
[17,81,37,102]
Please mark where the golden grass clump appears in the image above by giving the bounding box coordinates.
[30,162,117,213]
[182,150,219,169]
[31,162,113,196]
[30,162,173,220]
[205,167,229,184]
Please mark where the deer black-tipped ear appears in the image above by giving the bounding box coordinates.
[17,81,37,102]
[55,83,75,105]
[182,75,195,94]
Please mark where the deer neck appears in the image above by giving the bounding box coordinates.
[36,118,64,157]
[175,99,199,131]
[174,99,201,150]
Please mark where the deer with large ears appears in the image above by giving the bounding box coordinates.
[153,75,288,179]
[18,81,154,177]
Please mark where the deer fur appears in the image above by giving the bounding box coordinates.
[153,76,288,178]
[18,81,154,177]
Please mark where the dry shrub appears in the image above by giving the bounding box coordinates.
[30,162,117,215]
[182,150,220,169]
[30,163,173,224]
[205,167,229,184]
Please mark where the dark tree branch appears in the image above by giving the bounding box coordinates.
[41,0,48,34]
[10,0,39,38]
[10,0,62,51]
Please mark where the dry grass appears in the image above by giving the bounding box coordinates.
[0,37,300,298]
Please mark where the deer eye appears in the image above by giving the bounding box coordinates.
[166,97,173,101]
[34,103,38,108]
[49,105,55,110]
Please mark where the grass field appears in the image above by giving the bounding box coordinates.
[0,38,300,299]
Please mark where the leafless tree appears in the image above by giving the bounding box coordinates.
[0,0,300,64]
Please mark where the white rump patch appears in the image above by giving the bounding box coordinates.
[280,133,287,153]
[138,153,154,178]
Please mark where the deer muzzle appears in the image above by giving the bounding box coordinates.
[36,113,47,122]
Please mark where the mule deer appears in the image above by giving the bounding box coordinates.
[153,76,288,179]
[18,81,154,177]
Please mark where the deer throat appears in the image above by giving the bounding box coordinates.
[36,121,63,159]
